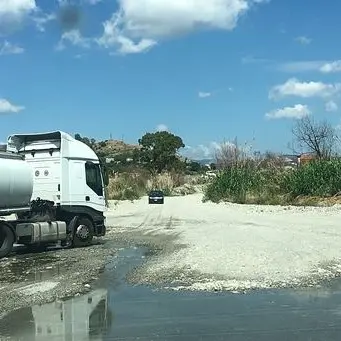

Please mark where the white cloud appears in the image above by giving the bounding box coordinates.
[0,0,37,33]
[32,12,55,32]
[0,98,25,113]
[156,124,168,132]
[320,60,341,73]
[182,141,221,160]
[269,78,341,99]
[265,104,310,120]
[325,100,338,112]
[56,29,91,50]
[277,60,341,74]
[97,12,156,54]
[58,0,101,4]
[0,0,36,19]
[277,61,326,73]
[112,35,156,55]
[0,41,24,55]
[97,0,268,54]
[85,0,102,4]
[295,36,311,45]
[198,91,211,98]
[241,55,271,64]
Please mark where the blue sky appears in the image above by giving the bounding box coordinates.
[1,0,341,159]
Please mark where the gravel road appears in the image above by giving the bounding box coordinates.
[106,194,341,291]
[2,193,341,317]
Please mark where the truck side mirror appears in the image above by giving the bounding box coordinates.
[101,163,109,186]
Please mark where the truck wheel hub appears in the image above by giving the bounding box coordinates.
[76,225,89,240]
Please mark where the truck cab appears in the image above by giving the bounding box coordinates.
[0,131,107,258]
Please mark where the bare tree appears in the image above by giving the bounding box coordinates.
[292,116,339,159]
[215,137,249,169]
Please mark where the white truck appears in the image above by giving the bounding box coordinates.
[0,131,107,259]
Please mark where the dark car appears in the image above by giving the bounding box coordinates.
[148,190,164,204]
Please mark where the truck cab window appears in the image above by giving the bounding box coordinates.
[85,162,103,196]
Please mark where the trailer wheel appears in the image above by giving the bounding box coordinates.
[0,223,15,258]
[73,217,94,247]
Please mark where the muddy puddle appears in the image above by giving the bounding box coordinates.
[2,247,341,340]
[0,246,77,283]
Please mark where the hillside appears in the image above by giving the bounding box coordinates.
[95,139,140,157]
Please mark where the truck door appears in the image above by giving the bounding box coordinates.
[84,161,105,211]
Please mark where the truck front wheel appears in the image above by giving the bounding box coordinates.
[73,217,94,247]
[0,223,15,258]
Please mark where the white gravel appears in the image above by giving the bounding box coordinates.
[18,281,59,296]
[106,194,341,291]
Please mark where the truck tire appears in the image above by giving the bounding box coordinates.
[73,217,94,247]
[0,223,15,258]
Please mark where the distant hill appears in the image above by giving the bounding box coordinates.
[195,158,215,165]
[95,139,140,157]
[74,134,139,160]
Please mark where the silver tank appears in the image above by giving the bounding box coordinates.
[0,153,33,210]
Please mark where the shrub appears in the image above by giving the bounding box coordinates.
[204,162,268,203]
[282,159,341,197]
[147,172,186,196]
[106,171,194,200]
[106,173,148,200]
[203,158,341,205]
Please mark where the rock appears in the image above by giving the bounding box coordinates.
[84,284,91,289]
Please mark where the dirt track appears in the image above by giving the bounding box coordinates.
[106,194,341,291]
[2,193,341,317]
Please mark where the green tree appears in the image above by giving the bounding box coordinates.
[138,131,185,173]
[188,161,202,172]
[74,133,96,150]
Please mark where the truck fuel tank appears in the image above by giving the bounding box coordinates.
[16,221,67,243]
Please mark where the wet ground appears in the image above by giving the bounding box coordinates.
[2,247,341,341]
[0,240,119,317]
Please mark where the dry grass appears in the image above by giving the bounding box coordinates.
[106,171,203,200]
[106,173,147,201]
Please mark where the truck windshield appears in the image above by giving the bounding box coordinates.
[85,161,103,197]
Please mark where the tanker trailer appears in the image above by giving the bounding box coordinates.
[0,152,35,257]
[0,130,107,259]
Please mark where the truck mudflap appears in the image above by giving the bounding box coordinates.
[94,220,106,237]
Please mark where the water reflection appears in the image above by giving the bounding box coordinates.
[3,247,341,340]
[0,289,112,341]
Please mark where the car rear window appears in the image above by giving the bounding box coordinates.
[150,191,163,196]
